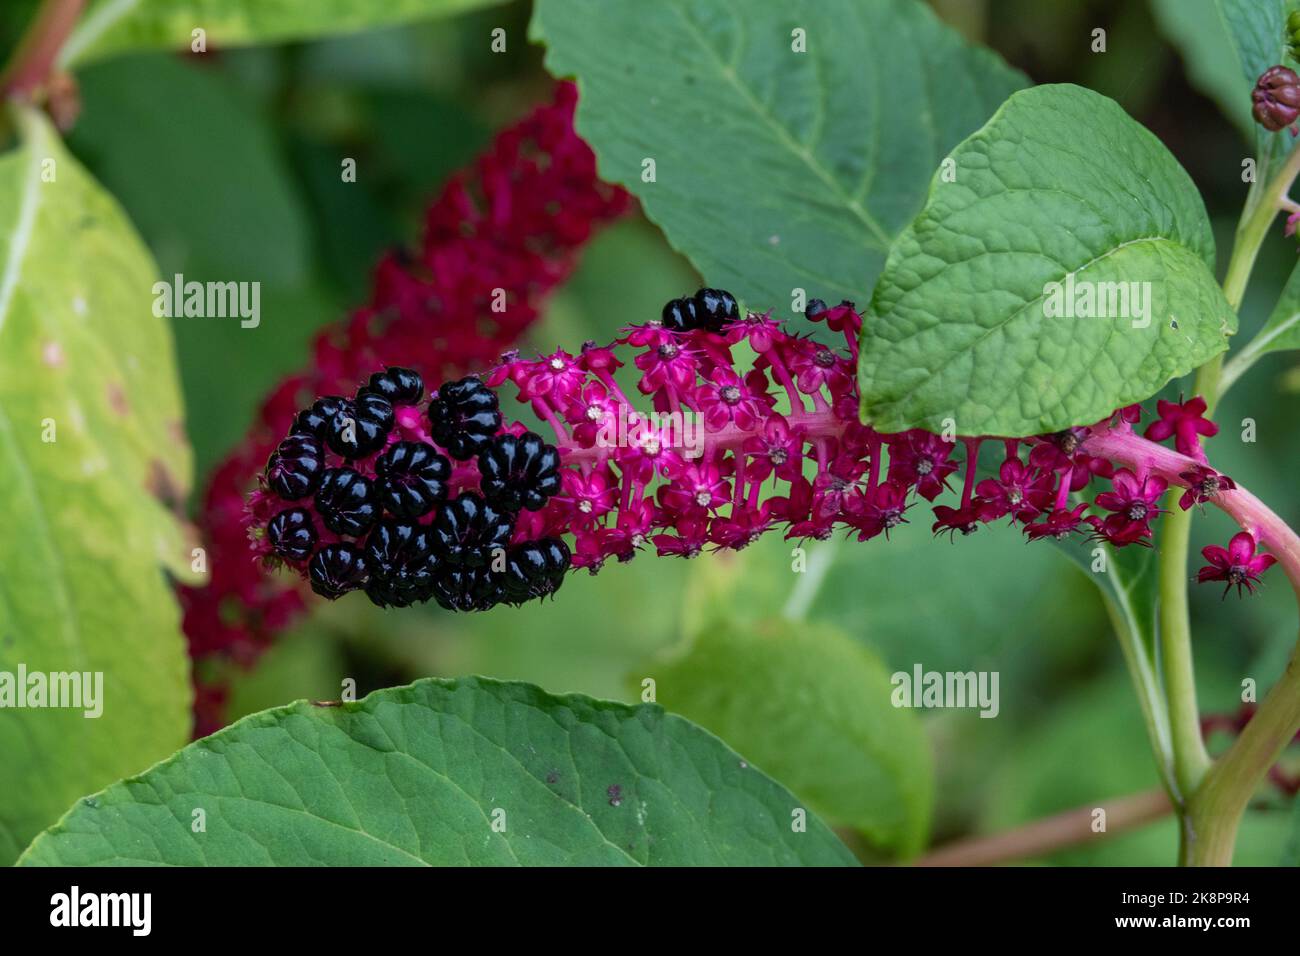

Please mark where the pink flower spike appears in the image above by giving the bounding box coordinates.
[1197,531,1278,598]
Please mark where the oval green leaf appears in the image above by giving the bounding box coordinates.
[859,84,1237,436]
[0,106,194,863]
[19,677,858,866]
[532,0,1026,312]
[643,618,933,859]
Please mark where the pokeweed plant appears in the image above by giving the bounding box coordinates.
[234,1,1300,866]
[7,0,1300,870]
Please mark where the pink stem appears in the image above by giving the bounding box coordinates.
[1083,425,1300,599]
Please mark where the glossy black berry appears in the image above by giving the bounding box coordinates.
[374,441,451,518]
[661,296,700,333]
[429,491,515,568]
[478,431,562,512]
[266,507,317,562]
[805,298,828,319]
[292,395,348,440]
[428,376,502,460]
[430,566,500,613]
[363,520,439,608]
[499,537,571,605]
[322,392,394,459]
[309,543,368,599]
[314,467,380,537]
[693,287,739,332]
[361,366,424,406]
[265,434,325,500]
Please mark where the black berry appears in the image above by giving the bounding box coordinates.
[430,566,500,613]
[805,298,829,319]
[499,537,571,605]
[429,491,515,568]
[693,288,738,332]
[309,543,368,599]
[292,395,348,440]
[478,431,562,512]
[361,366,424,406]
[428,376,502,460]
[363,520,439,608]
[323,392,394,459]
[265,434,325,500]
[661,296,700,333]
[375,441,451,518]
[314,467,380,537]
[266,507,317,562]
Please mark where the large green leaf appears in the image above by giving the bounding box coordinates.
[859,83,1237,436]
[19,677,858,866]
[59,0,509,68]
[643,617,932,858]
[0,106,194,863]
[532,0,1026,312]
[1149,0,1290,142]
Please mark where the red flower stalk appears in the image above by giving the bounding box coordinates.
[183,83,630,734]
[251,286,1291,625]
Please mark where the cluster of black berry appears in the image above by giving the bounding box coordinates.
[258,367,570,612]
[661,287,740,333]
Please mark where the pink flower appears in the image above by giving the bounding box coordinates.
[845,480,910,541]
[521,349,586,403]
[566,380,621,447]
[1144,396,1218,458]
[975,456,1053,524]
[888,430,957,501]
[1178,465,1236,511]
[691,366,773,432]
[1197,532,1277,598]
[743,414,807,483]
[1025,503,1091,540]
[659,462,731,515]
[632,327,701,393]
[788,339,853,395]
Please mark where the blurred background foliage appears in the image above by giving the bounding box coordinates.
[22,0,1298,862]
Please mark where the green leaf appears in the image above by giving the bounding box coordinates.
[859,83,1237,436]
[642,618,932,858]
[1149,0,1291,142]
[0,106,193,863]
[532,0,1026,312]
[19,677,857,866]
[59,0,510,69]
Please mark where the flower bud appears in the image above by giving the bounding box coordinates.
[1252,65,1300,132]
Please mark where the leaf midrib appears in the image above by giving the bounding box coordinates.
[667,0,893,249]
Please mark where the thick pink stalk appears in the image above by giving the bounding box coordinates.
[1082,424,1300,598]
